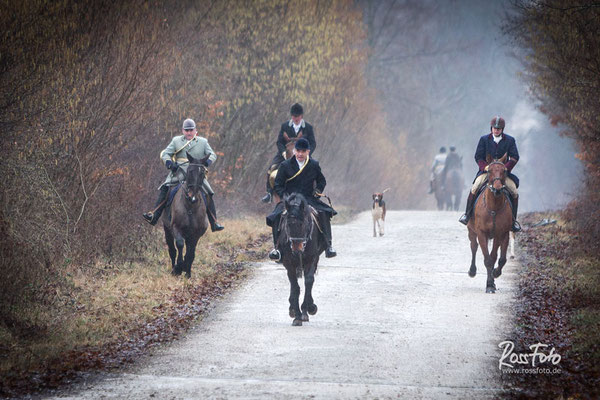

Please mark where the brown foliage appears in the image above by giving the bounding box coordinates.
[505,0,600,241]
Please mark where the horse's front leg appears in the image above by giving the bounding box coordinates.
[468,228,478,277]
[477,233,495,293]
[164,227,177,272]
[287,267,302,326]
[172,231,185,276]
[494,233,509,278]
[183,237,198,279]
[301,261,317,322]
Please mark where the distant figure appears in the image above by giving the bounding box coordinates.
[459,116,521,232]
[442,146,462,180]
[429,146,447,194]
[261,103,317,203]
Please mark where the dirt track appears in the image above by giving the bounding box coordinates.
[50,210,516,399]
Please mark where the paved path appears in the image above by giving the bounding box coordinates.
[51,211,517,399]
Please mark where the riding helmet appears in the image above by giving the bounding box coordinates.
[290,103,304,116]
[491,116,505,130]
[182,118,196,130]
[295,138,310,150]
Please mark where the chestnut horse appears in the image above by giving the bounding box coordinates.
[278,193,327,326]
[467,154,512,293]
[163,152,210,278]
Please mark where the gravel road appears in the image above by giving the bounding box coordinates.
[50,210,517,399]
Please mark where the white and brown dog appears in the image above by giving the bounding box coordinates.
[372,189,388,237]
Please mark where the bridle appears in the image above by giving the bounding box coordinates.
[182,162,207,204]
[281,202,314,253]
[486,160,507,195]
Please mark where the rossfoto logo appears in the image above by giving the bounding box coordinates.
[498,341,562,375]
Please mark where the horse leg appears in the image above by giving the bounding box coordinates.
[301,261,317,322]
[164,227,177,272]
[287,267,302,326]
[455,191,462,211]
[173,233,185,276]
[468,228,478,277]
[494,233,509,278]
[509,231,515,259]
[477,233,495,293]
[183,238,198,279]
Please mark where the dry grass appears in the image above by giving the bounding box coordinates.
[0,215,270,394]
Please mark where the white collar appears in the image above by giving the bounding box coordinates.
[296,157,306,169]
[289,119,305,129]
[493,134,502,143]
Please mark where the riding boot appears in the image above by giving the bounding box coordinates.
[428,180,433,194]
[143,185,169,225]
[319,213,336,258]
[511,196,522,232]
[261,175,273,203]
[459,192,475,225]
[206,194,224,232]
[269,215,281,261]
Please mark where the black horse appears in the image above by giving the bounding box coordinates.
[163,152,210,278]
[278,193,327,326]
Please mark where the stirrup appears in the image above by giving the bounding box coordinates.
[268,249,281,261]
[325,246,336,258]
[211,222,224,232]
[143,212,158,225]
[511,220,522,232]
[261,193,272,203]
[458,214,469,225]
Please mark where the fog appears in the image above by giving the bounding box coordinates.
[361,0,582,212]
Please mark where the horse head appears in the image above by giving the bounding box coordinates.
[485,153,508,196]
[183,152,209,204]
[283,193,312,254]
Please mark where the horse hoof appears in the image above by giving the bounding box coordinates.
[468,267,476,278]
[289,308,295,318]
[307,304,318,315]
[292,319,303,326]
[510,255,515,260]
[171,268,182,276]
[185,272,191,279]
[493,268,502,278]
[301,313,309,322]
[486,286,496,294]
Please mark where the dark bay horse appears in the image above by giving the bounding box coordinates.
[433,170,448,210]
[467,154,512,293]
[278,193,327,326]
[163,152,210,278]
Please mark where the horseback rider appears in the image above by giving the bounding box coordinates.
[428,146,447,194]
[266,138,336,260]
[261,103,317,203]
[441,146,462,183]
[142,118,224,232]
[459,116,521,232]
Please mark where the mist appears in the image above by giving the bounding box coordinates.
[360,0,582,212]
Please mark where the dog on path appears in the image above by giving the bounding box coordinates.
[372,189,388,237]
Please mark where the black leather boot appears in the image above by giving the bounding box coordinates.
[269,215,281,261]
[319,213,336,258]
[459,192,475,225]
[206,194,224,232]
[511,196,521,232]
[143,186,169,225]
